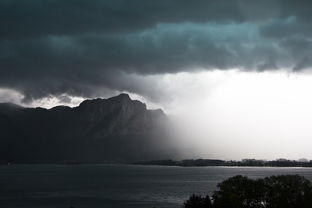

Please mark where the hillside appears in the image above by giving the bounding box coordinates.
[0,94,174,163]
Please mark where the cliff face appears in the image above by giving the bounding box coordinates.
[0,94,173,163]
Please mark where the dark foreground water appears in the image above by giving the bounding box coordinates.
[1,165,312,208]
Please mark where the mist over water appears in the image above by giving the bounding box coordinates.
[155,70,312,160]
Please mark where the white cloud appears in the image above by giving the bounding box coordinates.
[0,88,24,104]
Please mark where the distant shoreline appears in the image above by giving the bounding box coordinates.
[1,158,312,168]
[1,164,312,170]
[134,158,312,168]
[1,163,312,169]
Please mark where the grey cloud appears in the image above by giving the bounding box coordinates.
[1,0,312,103]
[256,57,278,71]
[0,0,246,40]
[293,57,312,71]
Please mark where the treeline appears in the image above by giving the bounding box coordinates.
[136,158,312,167]
[184,174,312,208]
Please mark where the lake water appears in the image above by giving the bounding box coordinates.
[1,165,312,208]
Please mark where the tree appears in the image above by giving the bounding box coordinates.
[263,175,312,208]
[184,194,212,208]
[213,175,265,208]
[184,174,312,208]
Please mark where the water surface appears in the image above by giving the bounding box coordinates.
[1,164,312,208]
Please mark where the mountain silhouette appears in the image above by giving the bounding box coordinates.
[0,94,174,163]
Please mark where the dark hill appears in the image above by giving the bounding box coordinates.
[0,94,174,163]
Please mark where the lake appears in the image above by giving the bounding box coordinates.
[1,164,312,208]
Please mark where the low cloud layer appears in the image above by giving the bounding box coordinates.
[1,0,312,102]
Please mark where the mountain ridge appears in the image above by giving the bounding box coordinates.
[0,94,174,163]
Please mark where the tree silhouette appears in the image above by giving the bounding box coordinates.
[263,175,312,208]
[213,175,265,208]
[184,175,312,208]
[184,194,212,208]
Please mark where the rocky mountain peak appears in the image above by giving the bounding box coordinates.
[78,93,147,115]
[111,93,131,100]
[0,94,173,163]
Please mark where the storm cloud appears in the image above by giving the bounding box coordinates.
[1,0,312,102]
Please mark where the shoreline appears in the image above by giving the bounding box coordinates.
[1,163,312,169]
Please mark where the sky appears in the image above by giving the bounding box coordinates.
[1,0,312,160]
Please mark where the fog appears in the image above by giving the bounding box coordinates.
[142,70,312,160]
[2,69,312,160]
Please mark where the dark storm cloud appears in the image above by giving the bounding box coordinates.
[0,0,246,40]
[1,0,312,102]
